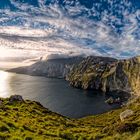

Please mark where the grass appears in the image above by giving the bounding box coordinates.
[0,97,140,140]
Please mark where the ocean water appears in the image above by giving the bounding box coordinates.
[0,70,117,118]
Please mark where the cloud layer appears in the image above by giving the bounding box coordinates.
[0,0,140,59]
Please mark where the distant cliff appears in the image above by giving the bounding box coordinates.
[67,56,140,95]
[9,57,83,78]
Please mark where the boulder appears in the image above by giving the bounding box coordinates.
[105,97,114,104]
[9,95,24,103]
[120,109,134,122]
[0,100,2,105]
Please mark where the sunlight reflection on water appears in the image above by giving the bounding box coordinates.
[0,70,10,97]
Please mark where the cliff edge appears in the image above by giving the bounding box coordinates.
[67,56,140,95]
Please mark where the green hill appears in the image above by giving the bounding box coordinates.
[0,95,140,140]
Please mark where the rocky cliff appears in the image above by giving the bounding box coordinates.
[9,57,83,78]
[9,55,140,95]
[67,56,140,95]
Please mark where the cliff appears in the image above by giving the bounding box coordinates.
[67,56,140,95]
[0,95,140,140]
[8,55,140,95]
[9,57,83,78]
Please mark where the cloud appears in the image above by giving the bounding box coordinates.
[0,0,139,59]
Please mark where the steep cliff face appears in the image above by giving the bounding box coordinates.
[121,57,140,95]
[9,57,83,78]
[29,57,84,78]
[67,56,140,95]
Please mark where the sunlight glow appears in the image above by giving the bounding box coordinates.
[0,48,14,58]
[0,71,10,97]
[0,48,31,58]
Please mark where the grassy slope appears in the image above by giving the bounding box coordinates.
[0,97,140,140]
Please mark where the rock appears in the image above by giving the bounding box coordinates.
[67,56,140,95]
[105,97,114,104]
[9,57,83,79]
[120,109,134,122]
[0,100,2,105]
[9,95,24,103]
[115,97,121,103]
[105,97,121,105]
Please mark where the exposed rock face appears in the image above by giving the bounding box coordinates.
[0,100,2,105]
[67,56,140,95]
[120,109,134,122]
[9,95,24,103]
[9,57,83,78]
[105,97,121,105]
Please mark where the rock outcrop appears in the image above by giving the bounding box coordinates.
[9,95,24,103]
[67,56,140,95]
[120,109,134,122]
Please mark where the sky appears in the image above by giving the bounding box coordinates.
[0,0,140,59]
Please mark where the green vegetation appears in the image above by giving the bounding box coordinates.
[0,96,140,140]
